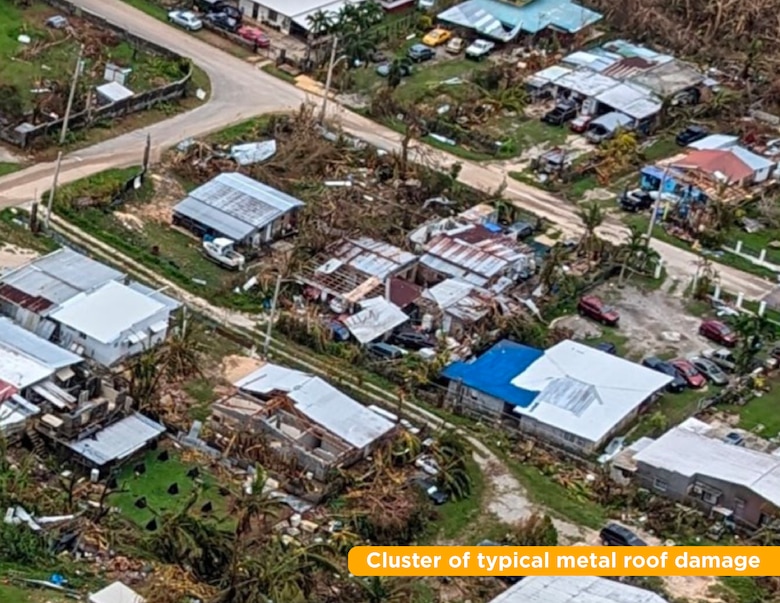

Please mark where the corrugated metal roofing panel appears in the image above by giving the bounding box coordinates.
[343,297,408,344]
[330,237,416,281]
[489,576,668,603]
[174,197,254,241]
[730,145,775,171]
[127,281,182,312]
[0,317,81,370]
[555,68,620,97]
[66,413,166,466]
[174,173,304,240]
[235,362,395,450]
[51,281,167,344]
[688,134,739,150]
[634,419,780,509]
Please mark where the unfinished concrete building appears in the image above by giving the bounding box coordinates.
[210,362,397,481]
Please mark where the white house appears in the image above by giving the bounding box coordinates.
[489,576,668,603]
[49,281,172,367]
[443,339,672,455]
[237,0,365,36]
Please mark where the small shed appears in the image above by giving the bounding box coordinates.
[95,81,134,106]
[89,581,145,603]
[343,297,409,344]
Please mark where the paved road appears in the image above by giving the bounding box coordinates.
[0,0,774,300]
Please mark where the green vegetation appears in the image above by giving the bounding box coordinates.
[261,64,298,84]
[0,163,20,177]
[721,391,780,438]
[504,457,606,529]
[111,449,229,527]
[0,582,72,603]
[0,208,59,253]
[715,576,766,603]
[121,0,169,20]
[622,213,778,280]
[50,167,262,310]
[582,331,632,358]
[426,456,484,541]
[0,0,184,113]
[629,387,710,441]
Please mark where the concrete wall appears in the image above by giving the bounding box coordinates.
[0,0,192,148]
[635,462,768,527]
[238,0,292,34]
[57,307,170,367]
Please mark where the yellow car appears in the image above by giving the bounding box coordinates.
[422,28,452,47]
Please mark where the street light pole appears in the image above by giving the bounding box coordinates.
[318,35,339,124]
[262,272,283,357]
[60,44,84,145]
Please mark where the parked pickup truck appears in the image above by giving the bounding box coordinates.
[466,39,495,60]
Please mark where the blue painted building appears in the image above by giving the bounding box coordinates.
[437,0,602,43]
[443,339,672,454]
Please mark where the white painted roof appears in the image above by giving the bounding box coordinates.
[490,576,668,603]
[235,362,395,449]
[343,297,408,344]
[89,581,145,603]
[50,281,167,344]
[634,417,780,507]
[689,134,739,150]
[510,340,672,444]
[68,413,165,467]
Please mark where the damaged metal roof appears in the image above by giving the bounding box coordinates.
[173,172,304,242]
[489,576,669,603]
[343,297,409,344]
[66,413,166,467]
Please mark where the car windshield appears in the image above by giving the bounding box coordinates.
[601,305,615,313]
[681,365,697,376]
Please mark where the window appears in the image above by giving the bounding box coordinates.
[268,9,278,21]
[734,498,746,512]
[653,478,668,492]
[702,491,720,505]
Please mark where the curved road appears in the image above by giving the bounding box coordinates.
[0,0,774,300]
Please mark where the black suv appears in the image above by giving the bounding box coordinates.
[193,0,224,11]
[642,356,687,392]
[205,11,240,32]
[619,189,654,212]
[600,523,647,546]
[542,102,577,126]
[391,330,436,350]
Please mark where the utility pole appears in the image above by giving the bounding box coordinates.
[142,133,151,173]
[646,164,671,242]
[60,44,84,145]
[45,151,63,230]
[318,35,339,124]
[262,272,283,357]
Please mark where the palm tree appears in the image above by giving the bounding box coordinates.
[617,225,648,284]
[160,310,206,380]
[307,9,334,35]
[538,243,568,295]
[432,430,472,501]
[357,0,385,29]
[576,202,604,261]
[341,31,376,65]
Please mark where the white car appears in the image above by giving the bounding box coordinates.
[168,10,203,31]
[466,39,495,59]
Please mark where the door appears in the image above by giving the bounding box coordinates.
[252,2,259,20]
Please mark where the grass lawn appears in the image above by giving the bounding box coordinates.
[725,226,780,266]
[424,456,485,543]
[52,167,259,309]
[0,583,73,603]
[0,0,183,112]
[628,387,712,441]
[720,390,780,438]
[0,163,20,177]
[582,331,633,359]
[642,134,679,162]
[111,449,230,527]
[0,208,59,253]
[622,213,778,280]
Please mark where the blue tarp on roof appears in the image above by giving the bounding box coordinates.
[442,339,543,408]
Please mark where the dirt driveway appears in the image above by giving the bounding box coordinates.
[557,285,706,361]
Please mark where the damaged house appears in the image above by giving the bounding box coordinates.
[0,317,164,470]
[296,237,418,312]
[0,248,179,367]
[172,172,305,248]
[615,417,780,528]
[443,339,672,455]
[210,362,397,480]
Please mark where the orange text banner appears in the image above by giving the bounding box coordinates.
[348,546,780,577]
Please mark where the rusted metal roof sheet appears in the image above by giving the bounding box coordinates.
[0,284,54,312]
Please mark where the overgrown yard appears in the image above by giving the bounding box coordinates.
[50,109,493,311]
[0,0,184,114]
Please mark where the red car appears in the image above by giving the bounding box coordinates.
[671,359,706,389]
[699,319,737,347]
[238,25,270,48]
[569,114,593,134]
[577,295,619,326]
